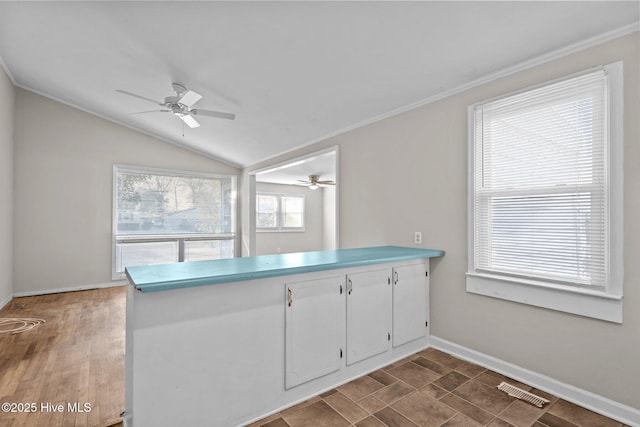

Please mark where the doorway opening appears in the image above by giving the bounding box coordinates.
[249,147,339,256]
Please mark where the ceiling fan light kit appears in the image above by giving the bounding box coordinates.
[116,82,235,129]
[298,175,336,190]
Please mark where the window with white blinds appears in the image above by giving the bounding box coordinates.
[467,62,623,322]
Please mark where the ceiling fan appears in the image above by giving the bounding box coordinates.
[116,83,235,128]
[298,175,336,190]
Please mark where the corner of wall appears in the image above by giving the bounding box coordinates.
[0,59,15,306]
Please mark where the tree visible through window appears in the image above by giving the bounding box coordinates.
[113,166,236,277]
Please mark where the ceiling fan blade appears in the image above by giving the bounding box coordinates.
[297,180,311,184]
[116,89,163,105]
[130,110,170,114]
[191,109,236,120]
[317,181,336,185]
[179,114,200,128]
[178,90,202,108]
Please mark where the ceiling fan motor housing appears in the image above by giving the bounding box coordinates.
[164,96,181,106]
[171,82,187,96]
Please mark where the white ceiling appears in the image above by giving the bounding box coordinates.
[0,2,638,168]
[256,150,336,186]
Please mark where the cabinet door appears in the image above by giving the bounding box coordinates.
[346,269,392,365]
[285,276,343,389]
[392,263,429,347]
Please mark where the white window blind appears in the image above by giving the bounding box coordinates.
[472,69,608,290]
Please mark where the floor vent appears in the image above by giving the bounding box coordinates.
[497,382,549,408]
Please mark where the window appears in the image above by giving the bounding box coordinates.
[113,166,236,278]
[257,193,305,231]
[467,62,623,323]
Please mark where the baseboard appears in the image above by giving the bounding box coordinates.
[122,413,132,427]
[0,292,12,311]
[430,336,640,426]
[12,281,126,298]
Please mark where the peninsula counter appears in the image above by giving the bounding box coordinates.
[124,246,444,426]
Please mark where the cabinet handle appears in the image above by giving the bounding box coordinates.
[348,278,353,295]
[287,287,293,307]
[394,271,399,285]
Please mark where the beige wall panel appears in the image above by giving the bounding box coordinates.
[0,65,15,305]
[243,33,640,409]
[13,89,239,293]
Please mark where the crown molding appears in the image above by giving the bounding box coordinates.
[0,56,17,86]
[14,83,242,169]
[264,23,640,167]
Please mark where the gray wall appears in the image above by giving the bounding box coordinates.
[243,33,640,410]
[322,185,336,250]
[12,88,239,294]
[255,182,325,255]
[0,65,14,306]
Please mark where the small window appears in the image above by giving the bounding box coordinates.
[467,62,623,323]
[257,194,279,228]
[257,193,305,231]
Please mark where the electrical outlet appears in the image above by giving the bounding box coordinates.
[414,231,422,245]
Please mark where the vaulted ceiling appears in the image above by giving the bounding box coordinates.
[0,1,637,167]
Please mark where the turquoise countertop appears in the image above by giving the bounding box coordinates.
[125,246,444,293]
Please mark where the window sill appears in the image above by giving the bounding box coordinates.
[466,272,622,323]
[256,229,306,233]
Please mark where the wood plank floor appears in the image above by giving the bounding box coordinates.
[0,287,125,427]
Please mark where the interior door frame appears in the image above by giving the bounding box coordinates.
[248,146,340,256]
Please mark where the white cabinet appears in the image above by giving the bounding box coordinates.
[346,269,392,366]
[285,275,344,389]
[392,263,429,347]
[284,261,430,389]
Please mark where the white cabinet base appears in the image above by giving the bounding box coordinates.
[125,259,431,427]
[285,275,344,389]
[346,269,392,365]
[393,263,429,347]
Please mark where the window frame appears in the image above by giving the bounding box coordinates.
[112,164,237,279]
[256,192,305,232]
[466,62,624,323]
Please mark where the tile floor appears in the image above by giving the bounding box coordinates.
[249,348,626,427]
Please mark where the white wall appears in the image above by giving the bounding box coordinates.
[243,32,640,411]
[255,182,324,255]
[12,89,239,294]
[322,185,336,250]
[0,64,14,307]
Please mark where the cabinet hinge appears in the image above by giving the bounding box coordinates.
[340,349,343,359]
[388,332,391,341]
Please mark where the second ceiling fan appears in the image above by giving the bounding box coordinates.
[298,175,336,190]
[116,83,235,128]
